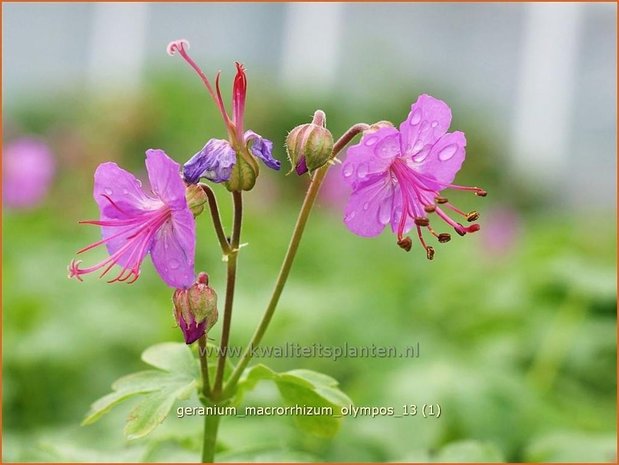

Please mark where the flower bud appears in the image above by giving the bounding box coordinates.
[185,184,208,217]
[173,272,218,344]
[286,110,334,175]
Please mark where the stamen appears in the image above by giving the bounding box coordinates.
[424,204,436,213]
[426,246,435,260]
[435,196,448,204]
[414,217,429,226]
[466,211,480,222]
[397,236,412,252]
[438,233,451,243]
[465,223,481,233]
[454,223,467,236]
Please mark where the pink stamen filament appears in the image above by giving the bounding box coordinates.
[70,206,171,283]
[168,41,235,137]
[390,158,482,249]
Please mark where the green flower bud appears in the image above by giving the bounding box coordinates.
[185,184,208,217]
[286,110,334,175]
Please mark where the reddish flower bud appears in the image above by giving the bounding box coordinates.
[173,272,218,344]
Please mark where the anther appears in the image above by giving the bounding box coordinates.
[454,224,467,236]
[424,204,436,213]
[397,237,412,252]
[438,233,451,243]
[426,246,435,260]
[475,189,487,197]
[414,217,430,226]
[435,196,448,204]
[466,211,479,222]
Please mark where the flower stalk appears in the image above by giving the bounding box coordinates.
[222,123,370,397]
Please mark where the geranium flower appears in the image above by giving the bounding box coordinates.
[68,149,196,288]
[167,40,280,188]
[341,94,485,259]
[3,137,55,209]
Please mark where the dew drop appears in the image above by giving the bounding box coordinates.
[438,144,458,161]
[122,188,129,196]
[104,188,113,195]
[343,164,354,177]
[345,211,356,221]
[363,202,370,211]
[365,136,378,146]
[413,148,430,163]
[411,140,424,154]
[431,120,438,128]
[169,259,180,270]
[357,164,369,178]
[409,109,422,125]
[378,199,392,225]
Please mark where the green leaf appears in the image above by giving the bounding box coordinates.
[236,364,352,438]
[141,342,197,374]
[82,343,200,440]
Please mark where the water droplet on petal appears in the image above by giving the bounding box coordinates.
[122,188,129,195]
[169,259,180,270]
[431,120,438,128]
[378,139,400,159]
[363,202,370,211]
[409,109,422,125]
[413,147,430,163]
[365,136,378,146]
[104,188,113,195]
[438,144,458,161]
[411,140,424,154]
[357,164,369,178]
[345,211,356,221]
[378,198,392,225]
[343,164,354,177]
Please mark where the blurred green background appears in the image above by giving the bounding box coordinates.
[3,2,616,463]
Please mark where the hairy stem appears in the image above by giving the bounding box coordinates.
[222,123,369,396]
[199,183,231,256]
[212,190,243,398]
[197,335,211,398]
[201,412,221,462]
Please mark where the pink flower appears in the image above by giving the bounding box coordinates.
[3,137,55,209]
[341,94,485,259]
[68,150,196,288]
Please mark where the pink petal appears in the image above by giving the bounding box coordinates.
[412,131,466,190]
[399,94,452,159]
[150,207,196,289]
[343,174,394,237]
[341,126,400,188]
[389,184,415,236]
[93,162,161,264]
[145,149,187,210]
[94,162,159,220]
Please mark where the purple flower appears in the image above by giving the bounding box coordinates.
[69,149,196,288]
[182,131,279,184]
[3,137,55,209]
[167,40,280,186]
[341,94,485,259]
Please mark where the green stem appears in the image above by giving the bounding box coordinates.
[197,335,211,397]
[222,123,369,396]
[201,412,221,463]
[199,183,231,255]
[212,190,243,398]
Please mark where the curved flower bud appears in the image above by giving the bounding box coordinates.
[185,184,208,217]
[173,272,218,344]
[285,110,333,175]
[183,139,236,184]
